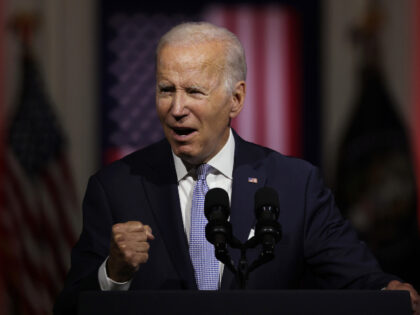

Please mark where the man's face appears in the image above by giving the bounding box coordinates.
[156,41,244,165]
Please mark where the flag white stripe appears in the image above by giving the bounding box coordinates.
[235,7,258,144]
[265,8,288,153]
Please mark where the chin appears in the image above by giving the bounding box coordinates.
[178,153,201,165]
[173,149,205,166]
[172,146,193,160]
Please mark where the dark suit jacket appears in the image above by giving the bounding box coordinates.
[54,132,396,314]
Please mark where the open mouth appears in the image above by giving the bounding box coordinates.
[172,127,196,136]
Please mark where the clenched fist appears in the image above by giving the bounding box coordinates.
[107,221,155,282]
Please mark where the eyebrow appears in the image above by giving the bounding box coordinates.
[157,82,175,89]
[186,85,204,91]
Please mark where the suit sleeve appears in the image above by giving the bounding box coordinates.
[54,175,114,315]
[302,167,399,289]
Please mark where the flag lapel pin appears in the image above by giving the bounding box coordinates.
[248,177,258,184]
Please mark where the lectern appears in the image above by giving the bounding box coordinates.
[78,290,411,315]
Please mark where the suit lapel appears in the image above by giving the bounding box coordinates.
[140,141,197,289]
[221,133,266,289]
[136,134,267,290]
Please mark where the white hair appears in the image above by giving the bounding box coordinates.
[156,22,247,93]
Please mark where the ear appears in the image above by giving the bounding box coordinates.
[229,81,246,119]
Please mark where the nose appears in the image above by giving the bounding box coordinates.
[171,92,188,119]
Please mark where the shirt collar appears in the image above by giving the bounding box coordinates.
[172,129,235,182]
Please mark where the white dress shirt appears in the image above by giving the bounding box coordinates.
[98,129,235,290]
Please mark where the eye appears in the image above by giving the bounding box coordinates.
[186,87,204,95]
[158,85,175,94]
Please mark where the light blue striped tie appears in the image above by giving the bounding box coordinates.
[189,164,219,290]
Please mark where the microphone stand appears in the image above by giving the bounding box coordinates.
[216,234,280,290]
[205,187,282,289]
[242,239,277,289]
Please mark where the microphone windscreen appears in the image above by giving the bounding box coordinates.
[254,187,279,210]
[204,188,230,217]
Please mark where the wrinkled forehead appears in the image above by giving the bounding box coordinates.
[156,41,227,73]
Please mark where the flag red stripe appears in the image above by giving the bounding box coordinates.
[286,11,301,157]
[222,8,238,132]
[104,147,126,164]
[253,10,267,146]
[222,8,237,47]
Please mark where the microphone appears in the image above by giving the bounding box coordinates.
[204,188,232,255]
[254,187,282,254]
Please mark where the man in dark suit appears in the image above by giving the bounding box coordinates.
[54,22,419,314]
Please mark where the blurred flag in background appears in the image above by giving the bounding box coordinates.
[334,2,420,288]
[0,18,79,314]
[204,5,301,157]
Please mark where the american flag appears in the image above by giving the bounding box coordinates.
[103,5,302,162]
[248,177,258,184]
[204,5,302,157]
[0,49,80,314]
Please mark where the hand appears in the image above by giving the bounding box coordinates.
[107,221,155,282]
[386,280,419,314]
